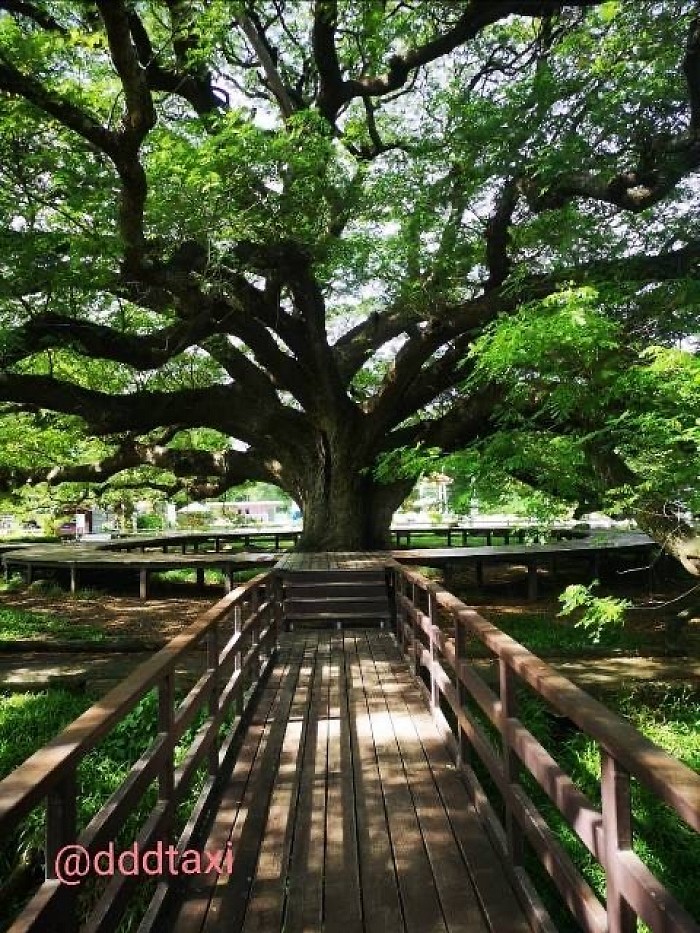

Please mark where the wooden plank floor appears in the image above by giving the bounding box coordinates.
[170,631,532,933]
[275,551,391,572]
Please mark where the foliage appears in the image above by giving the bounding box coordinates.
[135,512,162,531]
[558,581,631,643]
[0,2,699,553]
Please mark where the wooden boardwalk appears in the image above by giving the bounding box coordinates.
[170,630,531,933]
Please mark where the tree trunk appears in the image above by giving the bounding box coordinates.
[292,455,413,551]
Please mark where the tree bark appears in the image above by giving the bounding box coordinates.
[289,438,413,550]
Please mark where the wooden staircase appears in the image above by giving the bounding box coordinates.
[280,568,392,629]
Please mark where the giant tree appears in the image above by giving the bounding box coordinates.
[0,1,699,563]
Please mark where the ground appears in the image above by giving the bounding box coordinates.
[0,557,698,693]
[0,588,209,642]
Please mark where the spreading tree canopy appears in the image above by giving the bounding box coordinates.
[0,0,699,565]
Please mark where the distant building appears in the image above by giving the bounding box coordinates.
[226,500,290,524]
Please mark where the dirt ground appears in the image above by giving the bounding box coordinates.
[1,553,698,648]
[0,584,218,642]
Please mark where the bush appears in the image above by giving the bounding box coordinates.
[136,513,162,531]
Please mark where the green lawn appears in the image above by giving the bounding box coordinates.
[0,687,228,930]
[529,685,700,930]
[479,609,658,654]
[0,607,107,643]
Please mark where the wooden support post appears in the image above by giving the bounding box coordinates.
[454,616,470,768]
[234,604,244,710]
[46,769,78,931]
[69,564,77,595]
[527,562,538,601]
[224,567,233,593]
[428,588,439,711]
[196,567,205,591]
[158,672,175,848]
[601,751,636,933]
[139,568,149,600]
[475,559,484,588]
[411,582,420,676]
[486,531,492,546]
[206,627,219,775]
[592,550,601,582]
[499,659,524,866]
[273,574,283,643]
[395,573,405,654]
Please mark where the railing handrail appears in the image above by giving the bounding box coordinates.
[398,565,700,830]
[0,572,270,832]
[394,563,700,933]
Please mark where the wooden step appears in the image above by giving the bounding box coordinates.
[281,570,387,584]
[284,597,390,615]
[283,581,387,598]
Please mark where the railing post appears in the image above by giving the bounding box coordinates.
[207,626,219,776]
[250,585,261,675]
[386,569,397,635]
[601,750,636,933]
[411,581,420,677]
[499,659,524,866]
[273,573,283,645]
[454,614,470,768]
[428,587,439,711]
[396,573,406,655]
[158,672,175,798]
[234,603,244,713]
[46,768,78,931]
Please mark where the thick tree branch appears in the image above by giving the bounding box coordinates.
[313,0,603,124]
[0,374,310,450]
[96,0,155,142]
[127,4,222,114]
[0,1,66,32]
[530,14,700,214]
[96,0,156,270]
[381,385,505,453]
[0,59,117,154]
[1,313,222,371]
[0,440,275,495]
[485,178,520,289]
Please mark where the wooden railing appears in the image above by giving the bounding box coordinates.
[0,572,281,933]
[392,564,700,933]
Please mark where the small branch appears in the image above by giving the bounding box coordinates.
[0,1,66,32]
[236,11,297,118]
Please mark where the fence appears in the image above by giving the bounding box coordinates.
[0,572,280,932]
[393,564,700,933]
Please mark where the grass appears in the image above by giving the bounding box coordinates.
[0,685,238,930]
[0,607,107,643]
[464,682,700,931]
[479,609,656,654]
[153,567,264,586]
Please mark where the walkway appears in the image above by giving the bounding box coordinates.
[170,630,531,933]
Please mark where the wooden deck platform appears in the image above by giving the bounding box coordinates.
[170,630,532,933]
